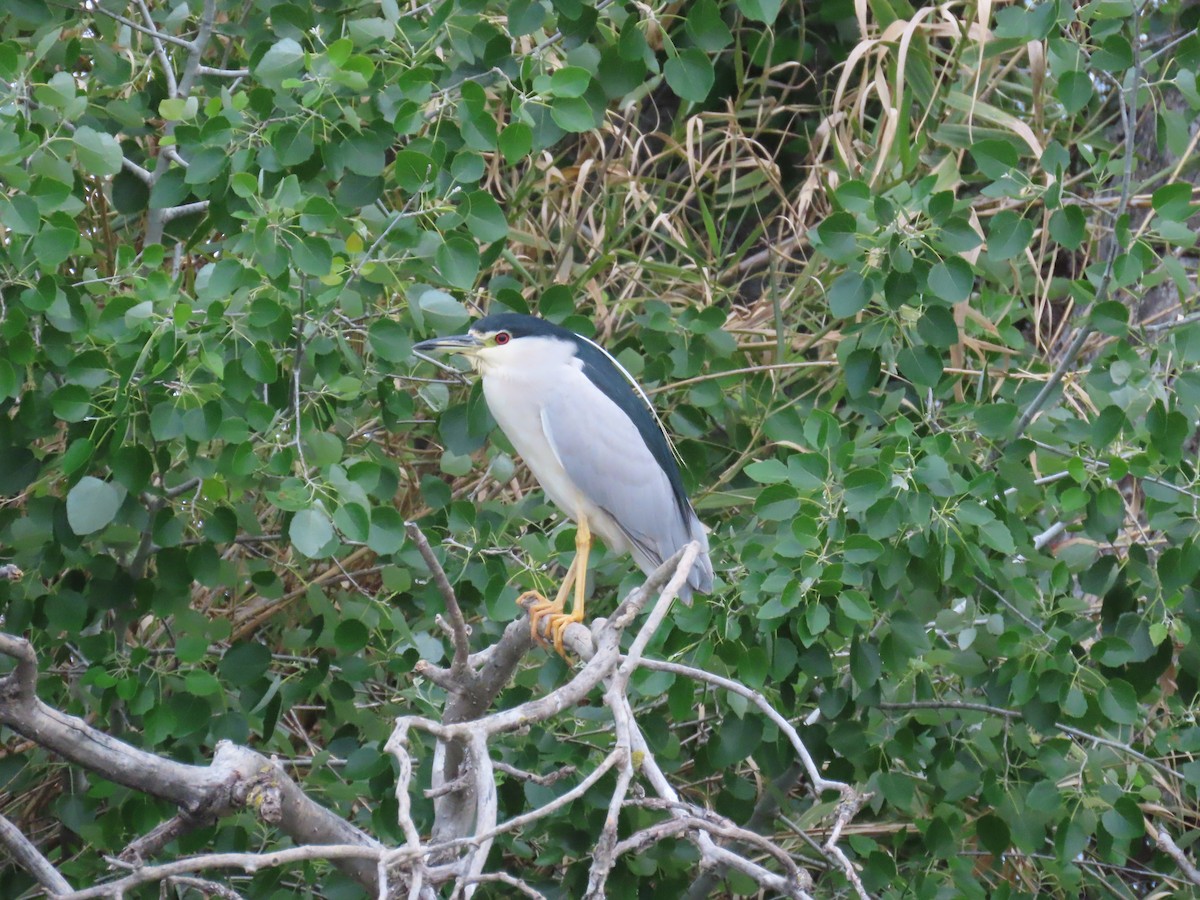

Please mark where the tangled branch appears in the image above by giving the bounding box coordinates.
[0,542,865,898]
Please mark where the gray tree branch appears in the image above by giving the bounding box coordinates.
[0,633,383,895]
[0,811,72,895]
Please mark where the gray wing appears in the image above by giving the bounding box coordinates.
[540,385,711,596]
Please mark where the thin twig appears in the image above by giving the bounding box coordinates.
[135,0,178,97]
[89,4,197,49]
[405,522,471,675]
[880,700,1178,780]
[53,845,385,900]
[1147,822,1200,887]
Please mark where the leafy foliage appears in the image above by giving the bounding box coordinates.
[1,0,1199,896]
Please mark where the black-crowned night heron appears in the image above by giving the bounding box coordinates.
[414,313,713,654]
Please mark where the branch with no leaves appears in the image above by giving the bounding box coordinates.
[0,812,72,895]
[381,542,856,898]
[0,633,383,896]
[51,844,386,900]
[406,521,471,675]
[1146,820,1200,888]
[0,545,863,898]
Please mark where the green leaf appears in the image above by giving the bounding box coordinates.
[687,0,733,50]
[369,506,406,555]
[255,38,305,88]
[736,0,781,24]
[987,210,1033,261]
[1049,205,1086,249]
[32,227,79,269]
[549,66,592,98]
[460,191,508,242]
[369,318,410,363]
[838,591,874,622]
[290,507,335,558]
[508,0,545,34]
[52,384,92,422]
[1100,796,1144,840]
[291,235,332,276]
[231,172,258,198]
[0,358,18,401]
[392,150,434,192]
[333,502,370,543]
[436,237,480,289]
[842,348,880,398]
[220,642,270,686]
[158,96,198,121]
[828,271,871,317]
[927,257,973,303]
[916,306,958,347]
[1056,70,1093,114]
[498,122,533,163]
[970,139,1019,179]
[897,346,943,388]
[975,403,1017,438]
[66,476,124,535]
[549,96,600,133]
[73,125,124,176]
[1098,680,1138,725]
[744,459,788,484]
[1091,405,1125,446]
[1151,183,1196,222]
[335,619,370,654]
[1092,35,1132,72]
[1090,301,1129,336]
[815,212,859,263]
[709,714,762,767]
[417,288,469,330]
[843,535,883,563]
[664,49,714,103]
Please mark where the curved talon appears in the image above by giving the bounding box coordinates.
[547,609,585,657]
[518,516,592,659]
[520,590,559,647]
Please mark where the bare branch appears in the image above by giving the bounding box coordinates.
[634,656,850,796]
[493,760,577,786]
[135,0,178,97]
[406,522,471,675]
[157,201,210,224]
[1148,821,1200,888]
[120,154,155,184]
[196,65,250,77]
[165,874,246,900]
[620,798,809,886]
[89,4,196,49]
[54,844,385,900]
[0,633,383,893]
[0,812,73,895]
[120,809,212,865]
[461,872,547,899]
[683,763,807,900]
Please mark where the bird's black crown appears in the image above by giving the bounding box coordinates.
[469,313,576,341]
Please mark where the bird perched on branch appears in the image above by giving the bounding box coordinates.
[415,313,713,654]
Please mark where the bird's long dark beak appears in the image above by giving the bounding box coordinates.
[413,333,482,354]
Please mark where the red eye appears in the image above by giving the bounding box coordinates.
[495,331,511,345]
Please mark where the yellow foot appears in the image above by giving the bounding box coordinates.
[518,591,584,658]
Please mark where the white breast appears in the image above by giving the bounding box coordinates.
[478,337,629,555]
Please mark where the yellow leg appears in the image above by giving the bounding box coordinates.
[518,516,592,657]
[521,555,576,645]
